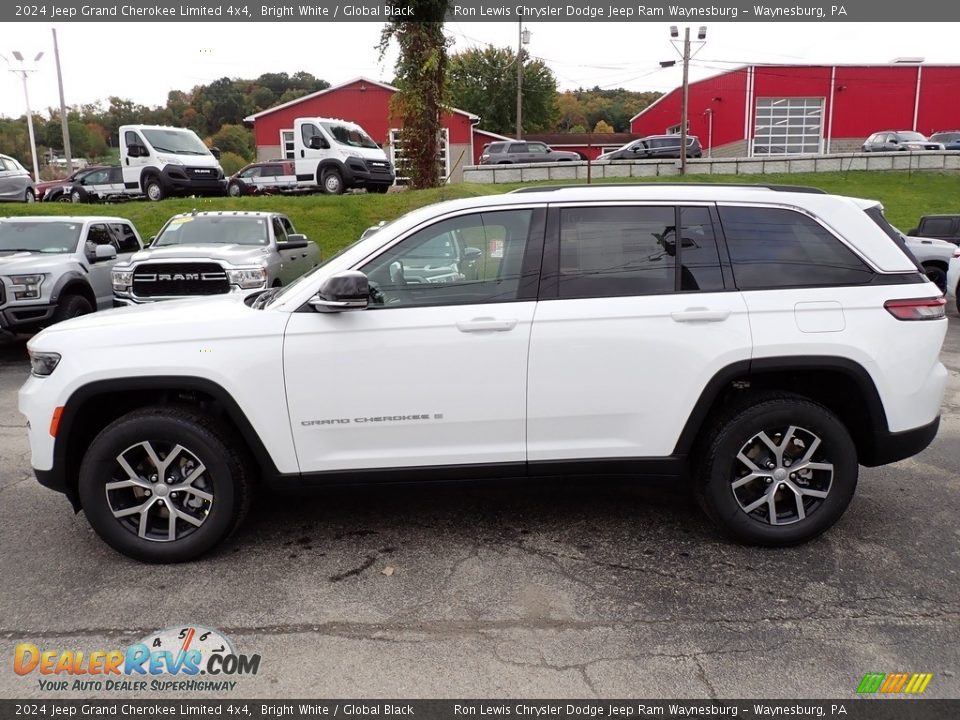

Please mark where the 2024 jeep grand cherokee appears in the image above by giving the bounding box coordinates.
[19,184,947,562]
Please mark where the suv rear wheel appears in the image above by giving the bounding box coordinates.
[696,394,858,546]
[78,407,251,563]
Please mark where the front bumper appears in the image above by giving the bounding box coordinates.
[0,302,57,332]
[113,282,264,306]
[341,158,395,190]
[160,166,226,196]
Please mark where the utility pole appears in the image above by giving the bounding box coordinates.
[680,26,690,175]
[53,29,72,172]
[515,21,523,140]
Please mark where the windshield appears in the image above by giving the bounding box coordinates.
[141,128,211,156]
[320,122,379,150]
[896,132,928,142]
[0,221,82,253]
[932,132,960,142]
[153,216,269,247]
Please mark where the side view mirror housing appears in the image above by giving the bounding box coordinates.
[309,135,329,150]
[209,146,222,160]
[278,234,309,251]
[89,244,118,262]
[309,271,369,313]
[127,145,147,158]
[463,246,483,260]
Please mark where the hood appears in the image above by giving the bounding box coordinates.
[337,145,390,162]
[552,150,582,160]
[126,244,271,265]
[0,251,75,274]
[905,235,957,262]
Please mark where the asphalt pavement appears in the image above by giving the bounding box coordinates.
[0,316,958,699]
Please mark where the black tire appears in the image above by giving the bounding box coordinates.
[24,188,35,203]
[144,177,165,202]
[70,188,87,204]
[52,294,93,324]
[922,263,947,294]
[320,168,344,195]
[695,393,858,546]
[227,181,243,198]
[78,406,252,563]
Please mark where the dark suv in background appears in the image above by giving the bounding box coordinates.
[479,141,581,164]
[597,135,702,161]
[861,131,944,152]
[929,131,960,150]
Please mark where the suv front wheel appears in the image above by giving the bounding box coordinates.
[696,394,858,546]
[78,406,251,562]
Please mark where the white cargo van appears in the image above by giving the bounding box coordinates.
[120,125,226,201]
[293,117,394,195]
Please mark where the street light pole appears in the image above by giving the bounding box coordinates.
[516,21,523,140]
[4,50,44,183]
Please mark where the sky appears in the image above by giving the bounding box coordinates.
[0,22,956,119]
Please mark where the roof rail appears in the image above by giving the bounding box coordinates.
[508,183,827,195]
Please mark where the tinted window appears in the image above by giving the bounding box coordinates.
[301,123,322,146]
[271,217,288,243]
[508,143,527,153]
[558,206,676,299]
[719,206,873,289]
[110,224,140,253]
[360,209,535,308]
[239,166,261,179]
[87,224,112,247]
[920,217,955,236]
[487,143,506,153]
[678,207,724,292]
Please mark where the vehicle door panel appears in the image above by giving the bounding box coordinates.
[283,207,544,472]
[527,204,752,459]
[82,223,118,308]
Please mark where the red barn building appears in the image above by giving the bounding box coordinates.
[243,77,488,183]
[630,63,960,158]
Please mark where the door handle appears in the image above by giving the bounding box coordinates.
[671,308,731,323]
[456,317,518,333]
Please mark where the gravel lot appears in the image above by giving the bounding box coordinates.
[1,316,958,699]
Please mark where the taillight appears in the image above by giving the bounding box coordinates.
[884,296,946,321]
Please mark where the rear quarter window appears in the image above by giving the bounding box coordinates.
[718,205,874,289]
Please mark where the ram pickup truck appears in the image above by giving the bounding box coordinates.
[112,211,320,304]
[0,216,143,332]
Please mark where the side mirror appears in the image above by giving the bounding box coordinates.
[278,235,309,251]
[309,135,329,150]
[127,145,145,158]
[89,244,118,262]
[308,271,369,313]
[147,235,156,246]
[210,146,222,160]
[889,138,899,145]
[463,246,483,260]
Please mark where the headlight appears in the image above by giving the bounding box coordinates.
[112,270,134,292]
[156,155,184,166]
[29,350,61,377]
[6,274,45,300]
[226,268,267,289]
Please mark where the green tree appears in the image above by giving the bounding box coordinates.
[211,124,254,160]
[593,119,614,133]
[447,46,558,137]
[218,151,247,175]
[379,1,450,189]
[195,78,247,134]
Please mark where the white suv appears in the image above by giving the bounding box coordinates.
[19,184,948,562]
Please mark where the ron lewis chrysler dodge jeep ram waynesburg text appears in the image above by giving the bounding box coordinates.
[19,184,947,562]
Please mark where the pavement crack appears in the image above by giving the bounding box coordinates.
[693,655,719,700]
[328,555,376,583]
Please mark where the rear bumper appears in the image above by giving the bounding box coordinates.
[862,415,940,467]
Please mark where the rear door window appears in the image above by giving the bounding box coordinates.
[719,205,874,289]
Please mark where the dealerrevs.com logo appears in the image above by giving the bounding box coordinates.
[13,626,261,693]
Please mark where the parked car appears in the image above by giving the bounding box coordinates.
[64,166,129,204]
[112,211,320,305]
[596,135,703,161]
[861,131,944,152]
[907,215,960,244]
[0,216,143,333]
[120,124,225,201]
[928,131,960,150]
[19,183,947,562]
[40,165,111,203]
[227,161,299,197]
[0,153,35,203]
[479,141,581,164]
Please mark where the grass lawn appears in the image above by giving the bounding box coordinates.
[3,171,959,259]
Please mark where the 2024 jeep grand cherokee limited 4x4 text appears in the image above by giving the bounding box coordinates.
[19,184,947,562]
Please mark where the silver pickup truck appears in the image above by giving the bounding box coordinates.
[112,211,320,305]
[0,215,143,333]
